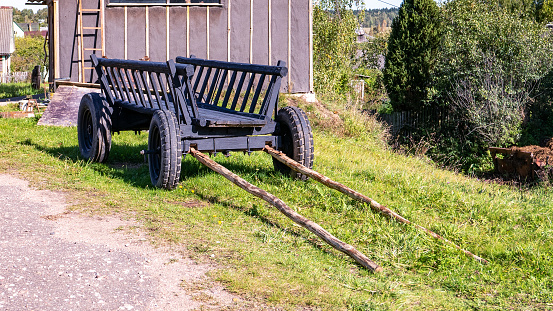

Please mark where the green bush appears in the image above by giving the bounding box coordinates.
[425,0,553,171]
[441,1,552,134]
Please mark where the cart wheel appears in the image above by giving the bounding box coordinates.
[77,93,112,163]
[273,106,314,180]
[148,110,182,189]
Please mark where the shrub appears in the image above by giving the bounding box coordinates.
[434,0,553,149]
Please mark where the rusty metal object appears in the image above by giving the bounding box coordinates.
[489,147,547,178]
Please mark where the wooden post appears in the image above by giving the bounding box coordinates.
[124,6,128,59]
[287,0,291,91]
[78,0,84,83]
[207,7,210,60]
[186,6,190,58]
[264,146,489,264]
[166,6,170,61]
[101,0,105,57]
[268,0,271,65]
[227,0,231,63]
[189,148,383,272]
[249,0,253,64]
[145,6,149,58]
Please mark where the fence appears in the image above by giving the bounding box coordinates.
[0,72,29,84]
[378,106,452,137]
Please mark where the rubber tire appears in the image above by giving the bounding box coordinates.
[77,93,112,163]
[148,110,182,189]
[273,106,314,180]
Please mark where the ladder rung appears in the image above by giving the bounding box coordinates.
[84,67,95,70]
[84,48,102,51]
[83,27,101,30]
[81,8,101,12]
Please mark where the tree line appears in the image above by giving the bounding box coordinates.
[355,8,398,31]
[12,7,48,27]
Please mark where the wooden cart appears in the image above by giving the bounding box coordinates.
[77,55,314,189]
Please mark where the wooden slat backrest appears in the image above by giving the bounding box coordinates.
[175,56,287,119]
[92,55,193,124]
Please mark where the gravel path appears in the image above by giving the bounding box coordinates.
[0,174,249,310]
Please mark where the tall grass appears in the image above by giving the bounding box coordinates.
[0,107,552,309]
[0,83,44,99]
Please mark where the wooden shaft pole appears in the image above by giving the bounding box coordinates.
[264,145,488,265]
[189,148,383,272]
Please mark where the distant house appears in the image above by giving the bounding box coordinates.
[13,21,24,38]
[26,0,314,94]
[17,22,40,32]
[0,7,15,83]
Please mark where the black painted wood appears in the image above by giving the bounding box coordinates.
[221,71,237,109]
[176,56,287,77]
[250,74,266,114]
[230,71,247,111]
[213,69,228,107]
[91,54,288,148]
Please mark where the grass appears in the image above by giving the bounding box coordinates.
[1,104,553,310]
[0,82,45,99]
[0,103,20,112]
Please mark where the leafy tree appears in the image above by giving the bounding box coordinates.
[383,0,442,112]
[313,0,358,96]
[10,35,46,74]
[12,7,48,27]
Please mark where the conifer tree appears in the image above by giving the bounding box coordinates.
[383,0,441,111]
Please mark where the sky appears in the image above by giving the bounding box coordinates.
[365,0,402,9]
[2,0,46,11]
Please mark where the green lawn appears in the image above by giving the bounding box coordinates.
[0,110,552,310]
[0,82,45,99]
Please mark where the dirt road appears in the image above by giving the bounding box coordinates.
[0,174,250,310]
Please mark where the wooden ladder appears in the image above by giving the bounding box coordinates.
[77,0,105,83]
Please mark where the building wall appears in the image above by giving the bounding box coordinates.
[53,0,312,93]
[0,55,10,83]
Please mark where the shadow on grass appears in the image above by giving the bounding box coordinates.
[22,137,362,267]
[21,137,285,188]
[194,190,338,257]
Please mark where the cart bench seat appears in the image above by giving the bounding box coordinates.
[195,102,266,127]
[112,95,267,128]
[175,56,286,129]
